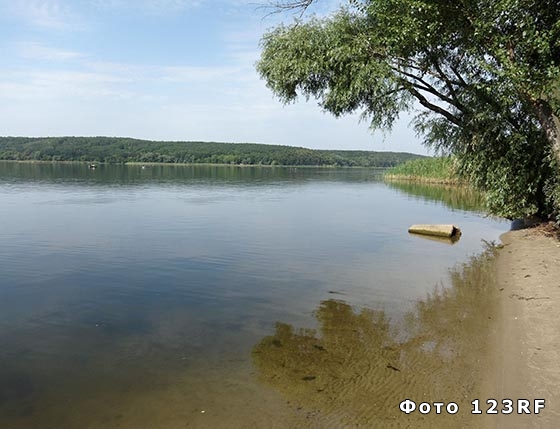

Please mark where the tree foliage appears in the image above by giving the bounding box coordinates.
[258,0,560,219]
[0,137,422,167]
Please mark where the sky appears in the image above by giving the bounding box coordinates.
[0,0,428,154]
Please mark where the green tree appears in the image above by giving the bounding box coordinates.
[258,0,560,219]
[0,137,422,167]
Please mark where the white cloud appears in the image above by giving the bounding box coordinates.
[82,60,247,85]
[15,42,85,61]
[159,65,242,83]
[0,55,251,105]
[91,0,202,14]
[0,68,131,101]
[5,0,84,30]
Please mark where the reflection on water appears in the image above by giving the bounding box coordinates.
[408,232,462,245]
[252,247,498,427]
[0,163,508,428]
[0,162,384,186]
[386,181,486,213]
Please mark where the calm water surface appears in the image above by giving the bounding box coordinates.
[0,163,509,428]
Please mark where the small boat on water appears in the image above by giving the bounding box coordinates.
[89,164,98,169]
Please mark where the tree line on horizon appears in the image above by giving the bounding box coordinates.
[0,137,424,167]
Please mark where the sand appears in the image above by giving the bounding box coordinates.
[483,226,560,428]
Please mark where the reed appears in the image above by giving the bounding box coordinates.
[384,157,458,184]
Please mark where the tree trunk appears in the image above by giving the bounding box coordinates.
[532,99,560,218]
[533,99,560,167]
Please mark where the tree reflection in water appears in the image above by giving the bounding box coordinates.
[252,247,499,427]
[386,180,486,213]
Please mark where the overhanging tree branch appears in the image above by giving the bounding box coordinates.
[449,64,468,87]
[408,87,462,126]
[391,65,463,111]
[260,0,317,15]
[433,60,464,108]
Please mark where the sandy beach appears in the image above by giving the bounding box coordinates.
[483,225,560,428]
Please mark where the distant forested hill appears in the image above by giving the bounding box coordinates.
[0,137,425,167]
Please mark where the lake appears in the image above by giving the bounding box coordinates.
[0,162,509,428]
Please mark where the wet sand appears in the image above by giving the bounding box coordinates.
[483,226,560,428]
[253,249,502,428]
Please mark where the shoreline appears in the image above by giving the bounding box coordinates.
[483,226,560,428]
[383,174,461,185]
[0,159,385,169]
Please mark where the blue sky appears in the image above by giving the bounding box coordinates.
[0,0,427,154]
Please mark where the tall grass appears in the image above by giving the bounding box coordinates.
[385,157,458,183]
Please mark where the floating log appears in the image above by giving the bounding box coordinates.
[408,224,461,238]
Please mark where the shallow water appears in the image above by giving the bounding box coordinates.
[0,163,508,428]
